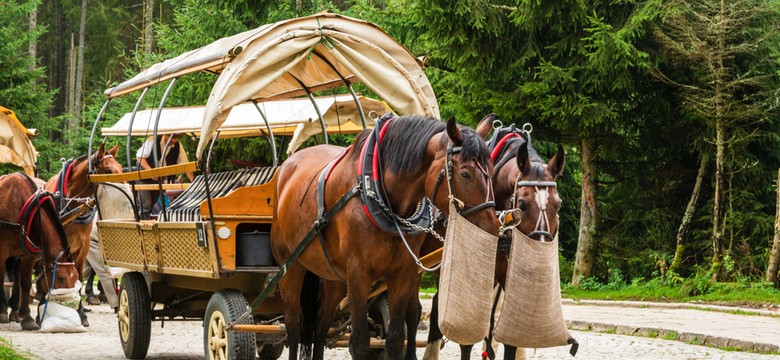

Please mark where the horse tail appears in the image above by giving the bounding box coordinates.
[299,270,319,360]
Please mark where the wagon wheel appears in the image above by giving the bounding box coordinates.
[118,271,151,359]
[203,289,255,360]
[256,342,284,359]
[366,292,407,360]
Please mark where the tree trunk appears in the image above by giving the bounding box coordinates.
[670,152,709,274]
[74,0,87,126]
[28,5,37,70]
[68,33,76,118]
[51,2,67,118]
[144,0,154,54]
[710,0,726,282]
[572,137,598,286]
[766,169,780,285]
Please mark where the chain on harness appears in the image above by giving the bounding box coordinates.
[392,139,495,272]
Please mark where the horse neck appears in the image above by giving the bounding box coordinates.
[48,159,95,200]
[377,134,443,218]
[492,143,519,210]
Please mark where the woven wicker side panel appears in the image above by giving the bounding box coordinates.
[158,226,212,272]
[141,227,159,268]
[494,232,572,348]
[99,225,144,265]
[438,207,498,345]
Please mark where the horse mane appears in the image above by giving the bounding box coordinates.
[502,137,546,180]
[350,116,490,178]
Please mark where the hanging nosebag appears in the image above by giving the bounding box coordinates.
[438,203,499,345]
[493,232,577,355]
[38,280,86,333]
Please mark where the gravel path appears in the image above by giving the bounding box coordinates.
[1,299,778,359]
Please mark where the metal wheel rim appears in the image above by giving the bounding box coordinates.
[118,289,130,342]
[207,310,228,360]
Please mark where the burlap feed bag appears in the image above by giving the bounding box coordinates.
[494,231,573,348]
[438,203,499,345]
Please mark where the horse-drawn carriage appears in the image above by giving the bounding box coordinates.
[88,11,576,360]
[88,12,442,359]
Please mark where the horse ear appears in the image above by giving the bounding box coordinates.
[446,117,464,146]
[475,113,496,139]
[97,143,106,156]
[108,143,120,156]
[548,144,565,179]
[516,142,531,175]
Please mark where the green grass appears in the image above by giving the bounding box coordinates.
[562,280,780,308]
[0,338,29,360]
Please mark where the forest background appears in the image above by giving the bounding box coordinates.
[2,0,780,295]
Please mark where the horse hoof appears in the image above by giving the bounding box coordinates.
[21,318,40,331]
[86,295,100,305]
[81,318,89,327]
[98,294,108,303]
[0,313,8,324]
[9,310,20,323]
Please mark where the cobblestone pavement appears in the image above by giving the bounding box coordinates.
[0,299,778,359]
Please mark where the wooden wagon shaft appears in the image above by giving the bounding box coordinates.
[230,324,285,333]
[59,198,96,226]
[330,336,428,349]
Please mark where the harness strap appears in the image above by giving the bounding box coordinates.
[247,185,361,312]
[315,154,350,283]
[56,159,75,214]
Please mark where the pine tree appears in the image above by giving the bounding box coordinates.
[652,0,780,281]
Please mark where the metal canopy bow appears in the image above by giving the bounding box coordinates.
[104,12,439,159]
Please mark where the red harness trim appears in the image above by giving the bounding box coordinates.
[372,120,392,181]
[490,133,521,162]
[325,145,352,180]
[354,119,395,229]
[62,161,74,195]
[17,191,55,254]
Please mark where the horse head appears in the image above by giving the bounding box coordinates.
[476,117,565,241]
[92,143,123,174]
[39,248,78,294]
[508,140,565,241]
[427,117,499,236]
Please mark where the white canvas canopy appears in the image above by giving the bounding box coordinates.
[102,95,391,155]
[0,106,38,176]
[103,12,438,159]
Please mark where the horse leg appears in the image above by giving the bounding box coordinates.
[17,256,38,331]
[384,269,417,360]
[403,274,422,360]
[346,265,371,360]
[0,259,8,323]
[278,262,308,360]
[422,274,442,360]
[314,280,345,360]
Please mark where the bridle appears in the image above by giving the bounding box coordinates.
[91,153,116,175]
[512,176,558,242]
[431,143,495,218]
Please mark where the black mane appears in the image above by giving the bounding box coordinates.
[350,115,490,177]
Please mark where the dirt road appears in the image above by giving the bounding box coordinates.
[1,299,779,359]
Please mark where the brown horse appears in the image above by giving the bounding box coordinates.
[423,117,565,360]
[0,173,79,330]
[272,116,499,360]
[43,143,123,326]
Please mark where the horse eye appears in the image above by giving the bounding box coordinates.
[459,170,471,179]
[518,200,528,212]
